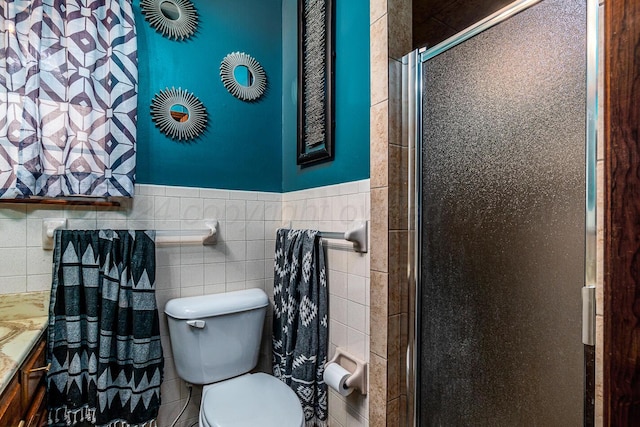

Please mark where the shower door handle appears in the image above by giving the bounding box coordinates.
[582,286,596,346]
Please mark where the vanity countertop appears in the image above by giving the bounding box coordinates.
[0,291,49,395]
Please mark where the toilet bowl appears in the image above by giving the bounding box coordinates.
[164,289,304,427]
[199,373,303,427]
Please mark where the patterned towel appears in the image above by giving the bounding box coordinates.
[272,229,328,427]
[47,230,163,427]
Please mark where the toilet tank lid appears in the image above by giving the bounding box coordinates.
[164,288,269,319]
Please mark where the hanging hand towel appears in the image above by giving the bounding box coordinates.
[273,229,328,427]
[47,230,164,427]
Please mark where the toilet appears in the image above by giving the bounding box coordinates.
[164,288,304,427]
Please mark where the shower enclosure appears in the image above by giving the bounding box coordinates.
[406,0,598,424]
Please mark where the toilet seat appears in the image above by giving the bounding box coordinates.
[199,373,304,427]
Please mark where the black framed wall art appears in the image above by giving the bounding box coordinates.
[297,0,335,165]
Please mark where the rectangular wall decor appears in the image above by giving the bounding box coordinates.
[297,0,335,165]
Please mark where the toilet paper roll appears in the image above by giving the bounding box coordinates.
[323,363,354,396]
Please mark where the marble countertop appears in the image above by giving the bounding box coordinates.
[0,291,49,395]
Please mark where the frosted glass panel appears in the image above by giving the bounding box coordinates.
[419,0,586,425]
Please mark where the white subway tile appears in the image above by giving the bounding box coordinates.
[95,219,125,229]
[0,204,26,219]
[156,246,181,267]
[27,274,51,292]
[246,200,265,221]
[154,197,181,220]
[246,260,265,281]
[347,252,368,277]
[203,245,226,264]
[65,206,97,220]
[180,197,203,220]
[225,200,246,221]
[329,391,349,426]
[136,184,166,196]
[156,265,181,290]
[0,248,26,277]
[357,179,370,194]
[203,199,226,220]
[200,188,230,199]
[226,261,246,282]
[257,192,281,202]
[246,221,265,240]
[339,181,361,196]
[330,319,348,349]
[226,281,246,292]
[165,186,200,198]
[0,276,27,294]
[330,270,348,299]
[264,201,282,221]
[347,301,366,333]
[204,263,226,285]
[180,285,204,298]
[331,295,348,325]
[26,247,52,275]
[346,328,366,360]
[226,241,247,261]
[0,218,26,248]
[26,218,43,247]
[328,248,348,273]
[127,220,155,230]
[204,283,226,295]
[246,279,265,291]
[347,274,367,306]
[26,205,64,218]
[180,244,204,265]
[129,195,154,220]
[180,264,203,287]
[228,190,258,200]
[224,221,246,241]
[246,240,265,261]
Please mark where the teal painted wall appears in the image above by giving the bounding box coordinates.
[135,0,283,192]
[281,0,371,192]
[135,0,369,193]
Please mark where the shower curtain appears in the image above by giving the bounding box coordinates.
[47,230,163,427]
[273,229,328,427]
[0,0,137,198]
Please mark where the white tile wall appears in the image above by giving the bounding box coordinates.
[0,179,370,426]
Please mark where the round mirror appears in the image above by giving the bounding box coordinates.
[169,104,189,122]
[140,0,198,41]
[233,65,254,87]
[160,1,180,20]
[150,88,207,141]
[220,52,267,102]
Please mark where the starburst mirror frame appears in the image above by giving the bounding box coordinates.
[140,0,198,41]
[220,52,267,102]
[150,88,207,141]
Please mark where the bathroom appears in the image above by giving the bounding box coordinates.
[0,0,638,426]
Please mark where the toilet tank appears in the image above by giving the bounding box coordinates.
[164,288,269,385]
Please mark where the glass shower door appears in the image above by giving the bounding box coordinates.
[414,0,590,424]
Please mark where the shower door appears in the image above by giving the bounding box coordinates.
[412,0,594,425]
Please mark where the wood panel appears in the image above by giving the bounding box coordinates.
[604,0,640,425]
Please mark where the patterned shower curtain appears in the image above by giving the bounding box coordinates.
[47,230,163,427]
[0,0,137,198]
[273,229,328,427]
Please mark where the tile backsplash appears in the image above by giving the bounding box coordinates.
[0,179,370,427]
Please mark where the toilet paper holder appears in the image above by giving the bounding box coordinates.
[326,347,368,395]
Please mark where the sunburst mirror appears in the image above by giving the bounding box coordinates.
[150,88,207,141]
[220,52,267,102]
[140,0,198,41]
